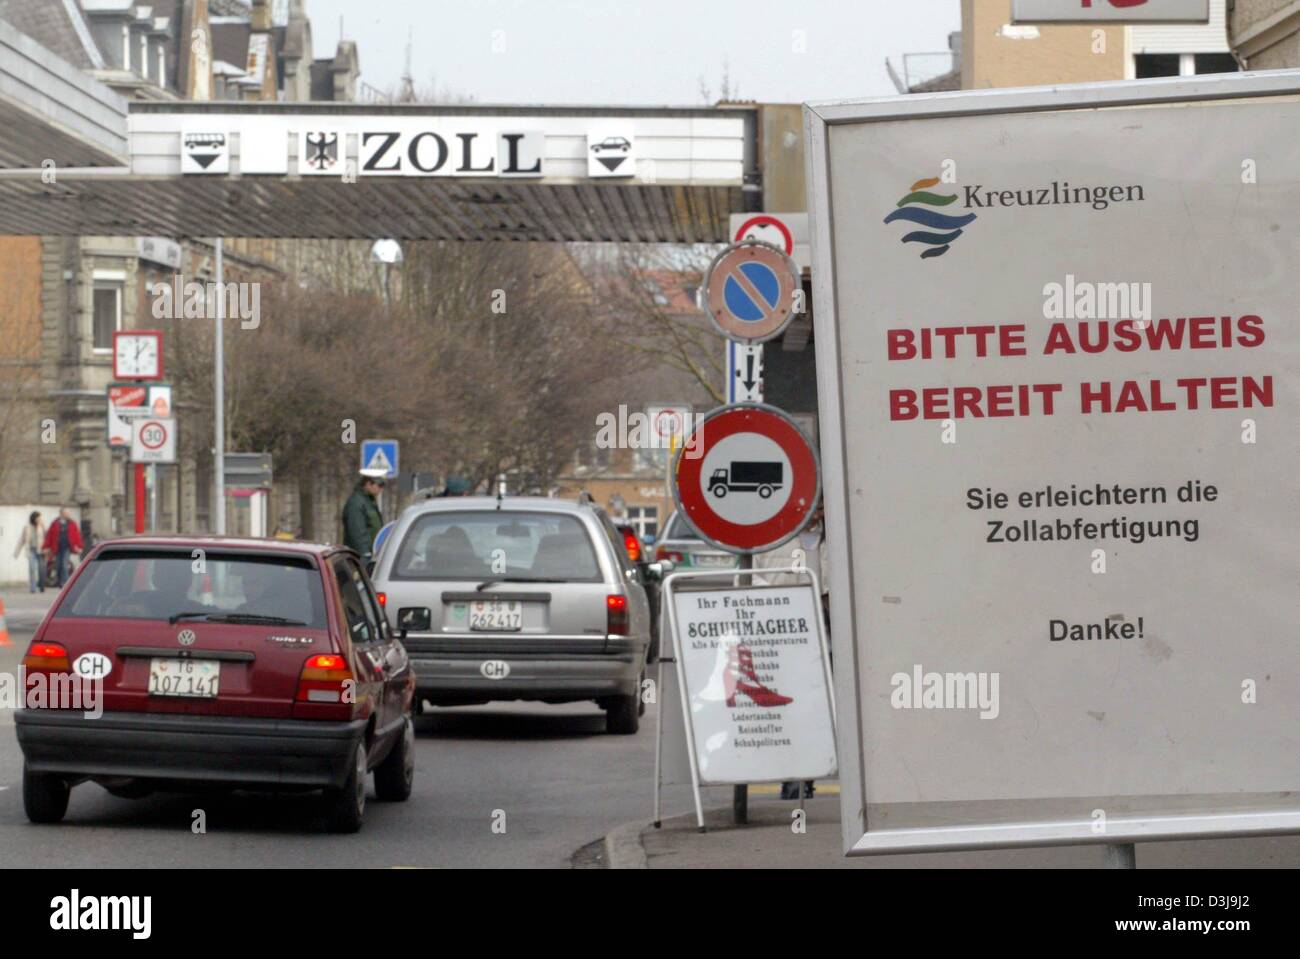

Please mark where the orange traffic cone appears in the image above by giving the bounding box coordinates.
[0,599,10,647]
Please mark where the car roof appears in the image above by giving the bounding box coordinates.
[91,534,342,558]
[399,495,596,519]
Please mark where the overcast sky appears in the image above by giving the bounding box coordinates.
[303,0,961,105]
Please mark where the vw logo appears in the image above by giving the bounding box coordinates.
[177,629,197,647]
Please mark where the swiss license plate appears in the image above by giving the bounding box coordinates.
[468,600,522,631]
[148,658,220,698]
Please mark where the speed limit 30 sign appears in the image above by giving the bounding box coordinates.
[130,416,177,464]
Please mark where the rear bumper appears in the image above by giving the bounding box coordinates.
[15,710,367,789]
[406,635,646,703]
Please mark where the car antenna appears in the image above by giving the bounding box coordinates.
[496,485,503,510]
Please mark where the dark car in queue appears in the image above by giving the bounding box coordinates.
[14,537,415,833]
[613,522,665,661]
[371,495,670,734]
[654,510,740,571]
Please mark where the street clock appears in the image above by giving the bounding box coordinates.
[113,330,164,381]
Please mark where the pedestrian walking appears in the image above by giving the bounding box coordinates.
[342,470,385,564]
[41,507,83,588]
[12,511,46,593]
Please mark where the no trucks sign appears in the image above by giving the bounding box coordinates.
[805,72,1300,854]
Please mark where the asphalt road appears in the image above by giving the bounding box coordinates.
[0,592,717,867]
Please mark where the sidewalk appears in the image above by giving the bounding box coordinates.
[606,792,1300,868]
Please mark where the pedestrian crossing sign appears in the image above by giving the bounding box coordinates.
[360,439,399,478]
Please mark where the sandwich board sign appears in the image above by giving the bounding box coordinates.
[654,570,836,831]
[804,71,1300,856]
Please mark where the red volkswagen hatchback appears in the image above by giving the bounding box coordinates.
[15,536,415,833]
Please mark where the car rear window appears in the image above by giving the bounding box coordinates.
[390,511,603,582]
[56,549,328,627]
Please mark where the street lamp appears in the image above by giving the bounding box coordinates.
[370,238,403,307]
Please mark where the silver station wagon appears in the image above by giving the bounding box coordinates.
[370,495,669,734]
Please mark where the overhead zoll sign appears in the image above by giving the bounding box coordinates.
[805,72,1299,854]
[1012,0,1210,22]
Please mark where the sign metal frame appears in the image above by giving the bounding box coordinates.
[803,69,1300,856]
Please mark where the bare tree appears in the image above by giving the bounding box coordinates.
[583,244,727,405]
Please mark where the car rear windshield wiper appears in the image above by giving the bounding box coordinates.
[169,611,215,624]
[475,577,565,591]
[205,613,309,625]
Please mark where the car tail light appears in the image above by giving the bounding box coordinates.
[23,642,70,671]
[655,547,685,563]
[296,653,355,704]
[376,592,387,607]
[607,594,629,636]
[622,530,641,563]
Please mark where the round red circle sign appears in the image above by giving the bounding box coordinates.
[138,420,167,450]
[671,403,820,554]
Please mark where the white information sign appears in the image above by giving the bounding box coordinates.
[669,583,836,786]
[805,72,1300,854]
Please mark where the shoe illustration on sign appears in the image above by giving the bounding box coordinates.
[724,643,793,708]
[587,129,635,177]
[182,132,229,174]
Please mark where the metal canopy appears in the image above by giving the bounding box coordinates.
[0,26,128,169]
[0,100,755,240]
[0,173,744,241]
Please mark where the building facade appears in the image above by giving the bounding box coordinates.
[0,0,363,580]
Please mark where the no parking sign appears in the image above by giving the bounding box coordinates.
[671,403,820,554]
[702,240,800,344]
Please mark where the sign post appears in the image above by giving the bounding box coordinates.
[805,71,1300,858]
[657,403,826,828]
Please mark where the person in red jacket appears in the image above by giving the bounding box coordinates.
[42,507,84,587]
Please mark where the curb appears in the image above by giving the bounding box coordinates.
[603,820,650,869]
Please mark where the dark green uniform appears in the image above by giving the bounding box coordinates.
[342,482,383,561]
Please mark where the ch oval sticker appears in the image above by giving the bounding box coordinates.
[480,660,510,680]
[72,652,112,680]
